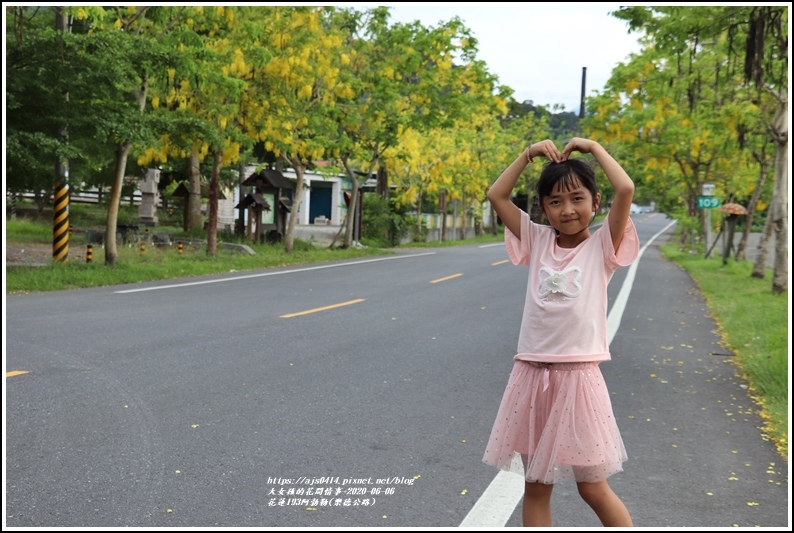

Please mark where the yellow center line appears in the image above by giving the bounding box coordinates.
[6,370,30,378]
[280,298,366,318]
[491,259,509,266]
[430,273,463,284]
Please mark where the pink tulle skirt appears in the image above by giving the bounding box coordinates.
[482,360,627,484]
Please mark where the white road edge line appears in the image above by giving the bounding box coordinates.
[114,252,436,293]
[460,220,677,527]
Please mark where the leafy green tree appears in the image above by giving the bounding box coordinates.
[6,6,187,267]
[6,6,87,213]
[612,5,787,292]
[44,6,189,265]
[140,5,250,256]
[588,48,741,247]
[325,7,510,247]
[235,6,341,252]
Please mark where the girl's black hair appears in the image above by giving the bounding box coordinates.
[535,158,599,207]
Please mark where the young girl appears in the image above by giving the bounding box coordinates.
[483,138,638,527]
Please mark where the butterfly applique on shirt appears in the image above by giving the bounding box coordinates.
[537,266,583,299]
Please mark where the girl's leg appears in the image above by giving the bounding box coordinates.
[576,480,633,527]
[522,481,554,527]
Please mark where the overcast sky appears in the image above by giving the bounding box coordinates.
[382,3,645,113]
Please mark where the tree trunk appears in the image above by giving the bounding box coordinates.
[187,151,202,231]
[439,190,448,242]
[750,202,774,278]
[284,157,305,253]
[770,99,788,293]
[460,192,468,240]
[104,71,147,266]
[345,182,361,248]
[736,153,770,260]
[105,141,131,266]
[490,202,498,235]
[341,158,360,249]
[206,150,222,257]
[771,208,787,293]
[376,165,388,199]
[722,215,738,265]
[237,157,247,237]
[415,192,423,237]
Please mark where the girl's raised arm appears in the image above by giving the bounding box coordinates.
[487,140,561,239]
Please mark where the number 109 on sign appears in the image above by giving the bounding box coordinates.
[697,196,721,209]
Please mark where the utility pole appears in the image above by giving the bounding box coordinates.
[53,7,70,263]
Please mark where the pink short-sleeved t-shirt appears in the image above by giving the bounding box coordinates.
[505,211,639,363]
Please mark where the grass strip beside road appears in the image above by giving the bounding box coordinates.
[5,243,392,293]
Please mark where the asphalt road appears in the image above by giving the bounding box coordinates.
[4,213,789,528]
